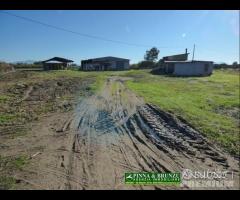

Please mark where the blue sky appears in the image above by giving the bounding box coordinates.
[0,10,239,64]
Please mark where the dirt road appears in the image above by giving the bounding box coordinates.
[6,76,239,190]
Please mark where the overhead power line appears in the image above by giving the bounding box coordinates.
[0,11,184,49]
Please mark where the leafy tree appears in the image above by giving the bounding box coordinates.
[232,61,238,65]
[144,47,160,62]
[232,61,238,68]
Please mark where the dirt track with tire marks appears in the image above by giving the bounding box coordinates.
[12,76,239,189]
[50,77,237,189]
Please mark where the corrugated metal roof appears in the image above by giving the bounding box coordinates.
[42,57,73,63]
[44,60,64,64]
[163,53,189,59]
[82,56,129,62]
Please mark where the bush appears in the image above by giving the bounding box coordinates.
[12,62,43,69]
[137,61,156,69]
[130,64,139,69]
[214,63,240,69]
[130,61,157,70]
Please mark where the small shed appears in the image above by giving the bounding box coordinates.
[42,57,73,70]
[163,60,213,76]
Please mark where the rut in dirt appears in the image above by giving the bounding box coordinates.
[62,76,239,189]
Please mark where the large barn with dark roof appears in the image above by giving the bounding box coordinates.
[81,56,130,71]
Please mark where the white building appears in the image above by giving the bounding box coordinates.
[152,49,214,76]
[81,56,130,71]
[163,60,214,76]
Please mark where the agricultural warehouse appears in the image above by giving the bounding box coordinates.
[81,56,130,71]
[42,57,74,70]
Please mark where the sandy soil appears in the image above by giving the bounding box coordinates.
[1,76,239,190]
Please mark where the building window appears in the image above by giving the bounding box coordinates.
[204,64,209,72]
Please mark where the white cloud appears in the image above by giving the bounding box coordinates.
[182,33,186,38]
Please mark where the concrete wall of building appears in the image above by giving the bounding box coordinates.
[124,60,130,69]
[173,62,213,76]
[43,63,67,70]
[82,63,99,70]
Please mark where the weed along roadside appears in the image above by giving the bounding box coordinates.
[0,155,29,189]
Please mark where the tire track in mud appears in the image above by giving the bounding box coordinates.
[61,76,239,190]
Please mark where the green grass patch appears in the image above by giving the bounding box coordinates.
[89,73,107,92]
[0,175,16,190]
[110,81,118,95]
[0,95,10,103]
[0,155,28,189]
[0,113,17,124]
[124,69,239,155]
[0,155,29,171]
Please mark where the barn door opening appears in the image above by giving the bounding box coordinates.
[204,64,209,72]
[167,63,175,74]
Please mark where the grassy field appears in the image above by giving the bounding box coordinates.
[123,69,239,155]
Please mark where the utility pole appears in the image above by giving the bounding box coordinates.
[192,44,195,61]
